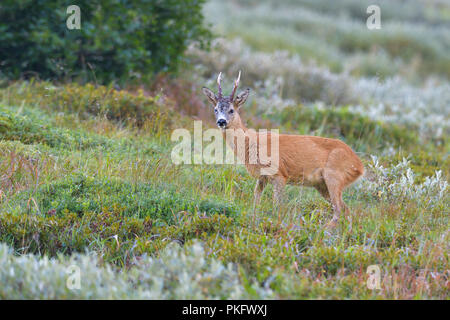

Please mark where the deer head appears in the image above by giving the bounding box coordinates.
[202,71,250,129]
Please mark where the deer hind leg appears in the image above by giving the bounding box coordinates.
[322,168,347,229]
[253,177,267,213]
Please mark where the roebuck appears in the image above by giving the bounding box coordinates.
[202,71,364,228]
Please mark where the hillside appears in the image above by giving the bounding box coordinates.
[0,0,448,299]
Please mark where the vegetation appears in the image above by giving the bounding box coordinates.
[203,0,450,80]
[0,0,448,299]
[0,241,272,299]
[274,106,419,153]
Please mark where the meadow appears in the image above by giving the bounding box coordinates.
[0,0,448,299]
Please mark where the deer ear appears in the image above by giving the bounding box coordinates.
[235,88,250,108]
[202,87,217,105]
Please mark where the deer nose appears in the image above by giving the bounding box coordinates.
[217,119,227,127]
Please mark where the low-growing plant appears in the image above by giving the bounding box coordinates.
[0,104,113,150]
[9,174,237,223]
[0,78,448,299]
[356,156,448,206]
[189,38,354,106]
[0,81,176,130]
[273,105,418,153]
[0,207,237,265]
[203,0,450,79]
[0,241,272,299]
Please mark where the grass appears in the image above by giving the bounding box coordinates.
[0,0,449,299]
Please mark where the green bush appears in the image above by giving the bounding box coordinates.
[0,0,211,83]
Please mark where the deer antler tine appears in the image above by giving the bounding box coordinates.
[217,72,223,98]
[230,70,241,100]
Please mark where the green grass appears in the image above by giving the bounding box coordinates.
[0,104,114,150]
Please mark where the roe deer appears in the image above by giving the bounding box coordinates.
[202,71,364,228]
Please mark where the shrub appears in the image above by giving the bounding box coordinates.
[350,77,450,142]
[0,81,176,128]
[0,241,273,299]
[190,36,449,143]
[0,210,145,259]
[355,156,448,205]
[0,0,211,83]
[203,0,450,79]
[274,105,418,152]
[189,38,354,106]
[0,207,236,264]
[11,175,237,223]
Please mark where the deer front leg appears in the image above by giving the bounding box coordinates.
[253,177,267,213]
[271,176,286,215]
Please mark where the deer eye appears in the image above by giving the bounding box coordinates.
[214,109,218,114]
[229,109,234,114]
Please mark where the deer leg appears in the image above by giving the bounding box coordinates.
[315,183,331,203]
[253,177,267,213]
[271,176,286,215]
[323,169,345,229]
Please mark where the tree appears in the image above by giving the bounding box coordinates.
[0,0,211,83]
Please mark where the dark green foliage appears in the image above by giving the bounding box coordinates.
[274,106,418,152]
[16,175,237,223]
[0,0,211,82]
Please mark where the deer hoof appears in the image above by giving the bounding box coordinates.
[326,218,338,229]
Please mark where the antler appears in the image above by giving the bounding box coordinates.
[217,72,223,98]
[230,70,241,100]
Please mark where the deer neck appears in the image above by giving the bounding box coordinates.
[221,114,252,164]
[228,113,247,132]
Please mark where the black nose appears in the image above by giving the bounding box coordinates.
[217,119,227,127]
